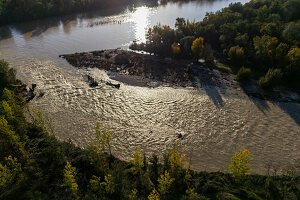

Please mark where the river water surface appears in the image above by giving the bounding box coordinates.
[0,0,299,174]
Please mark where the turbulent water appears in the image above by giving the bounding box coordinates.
[0,0,299,174]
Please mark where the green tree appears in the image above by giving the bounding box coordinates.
[89,174,115,196]
[131,148,144,174]
[287,48,300,66]
[129,188,139,200]
[228,46,245,67]
[0,60,16,88]
[0,155,23,191]
[253,35,281,68]
[169,146,186,174]
[92,122,113,156]
[101,174,114,194]
[259,68,284,89]
[191,37,204,59]
[158,170,174,196]
[62,161,78,198]
[180,36,194,57]
[229,149,252,178]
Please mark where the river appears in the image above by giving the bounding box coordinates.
[0,0,299,174]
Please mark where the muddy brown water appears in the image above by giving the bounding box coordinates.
[1,0,299,174]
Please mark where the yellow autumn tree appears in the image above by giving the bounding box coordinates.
[171,43,181,57]
[229,149,252,178]
[191,37,204,59]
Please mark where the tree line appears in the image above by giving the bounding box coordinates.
[0,0,154,25]
[0,59,300,199]
[130,0,300,89]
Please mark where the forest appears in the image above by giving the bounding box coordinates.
[130,0,300,89]
[0,59,300,199]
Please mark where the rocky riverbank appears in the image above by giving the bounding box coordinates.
[60,49,238,88]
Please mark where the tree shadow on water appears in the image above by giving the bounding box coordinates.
[193,67,225,108]
[239,83,270,114]
[202,85,225,108]
[276,102,300,127]
[239,83,300,126]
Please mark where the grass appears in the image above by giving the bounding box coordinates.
[215,63,235,74]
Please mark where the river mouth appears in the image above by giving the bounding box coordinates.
[1,0,300,174]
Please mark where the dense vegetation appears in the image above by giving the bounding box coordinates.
[130,0,300,89]
[0,0,154,25]
[0,59,300,199]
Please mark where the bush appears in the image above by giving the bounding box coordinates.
[236,67,252,82]
[259,69,283,89]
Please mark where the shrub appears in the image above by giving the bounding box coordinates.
[216,63,233,74]
[259,69,283,89]
[236,67,252,82]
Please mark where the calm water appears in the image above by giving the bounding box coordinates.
[1,0,300,174]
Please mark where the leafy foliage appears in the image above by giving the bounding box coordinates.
[148,188,160,200]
